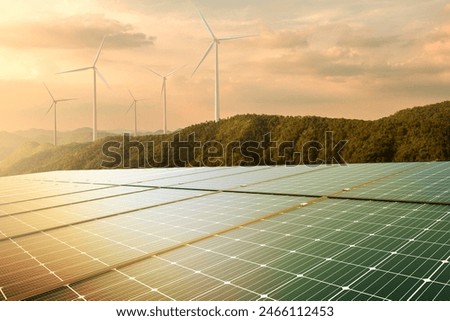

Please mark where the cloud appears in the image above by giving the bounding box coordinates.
[257,29,309,49]
[337,33,400,49]
[0,14,155,49]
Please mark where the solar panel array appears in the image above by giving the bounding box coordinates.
[0,162,448,301]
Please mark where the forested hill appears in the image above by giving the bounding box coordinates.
[1,101,449,176]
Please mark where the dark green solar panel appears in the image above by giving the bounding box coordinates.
[236,163,419,196]
[46,199,449,301]
[343,162,450,203]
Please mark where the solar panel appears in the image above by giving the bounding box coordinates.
[156,165,322,190]
[0,188,207,238]
[0,185,150,217]
[235,163,419,196]
[0,180,108,205]
[342,162,450,203]
[0,190,308,300]
[0,162,448,302]
[43,199,447,301]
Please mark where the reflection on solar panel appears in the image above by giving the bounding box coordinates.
[0,162,448,301]
[343,162,450,203]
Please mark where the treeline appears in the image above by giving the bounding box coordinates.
[1,101,449,176]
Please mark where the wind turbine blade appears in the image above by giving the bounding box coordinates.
[128,89,136,101]
[219,34,256,41]
[43,82,55,101]
[57,66,92,74]
[43,103,54,119]
[56,98,77,102]
[145,67,163,78]
[125,101,134,115]
[160,81,165,97]
[95,68,110,88]
[192,41,215,76]
[93,36,106,66]
[198,10,216,39]
[166,64,186,78]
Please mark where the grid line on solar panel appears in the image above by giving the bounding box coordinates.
[133,166,276,188]
[1,238,65,298]
[0,287,6,300]
[57,199,449,301]
[263,206,448,235]
[207,221,447,285]
[16,168,176,184]
[25,286,82,301]
[0,186,154,218]
[406,255,450,300]
[326,208,449,300]
[113,245,389,301]
[22,205,358,298]
[2,164,449,301]
[154,256,301,301]
[412,278,450,301]
[0,186,123,210]
[21,167,232,186]
[0,189,212,240]
[235,163,421,196]
[154,165,327,190]
[211,218,446,300]
[115,268,176,301]
[240,221,447,269]
[0,181,113,205]
[329,196,448,206]
[2,193,310,300]
[0,185,103,206]
[343,162,450,203]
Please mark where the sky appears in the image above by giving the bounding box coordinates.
[0,0,449,132]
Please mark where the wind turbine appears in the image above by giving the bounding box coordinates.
[43,83,76,146]
[192,11,251,122]
[146,65,184,134]
[57,36,109,142]
[126,89,148,136]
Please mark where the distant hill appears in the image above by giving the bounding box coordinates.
[0,127,163,162]
[0,132,31,160]
[0,101,449,176]
[12,128,118,145]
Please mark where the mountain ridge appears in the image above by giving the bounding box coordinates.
[1,101,448,176]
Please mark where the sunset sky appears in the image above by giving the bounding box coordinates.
[0,0,449,132]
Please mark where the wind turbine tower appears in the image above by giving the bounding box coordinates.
[126,89,148,137]
[58,37,109,141]
[43,83,76,146]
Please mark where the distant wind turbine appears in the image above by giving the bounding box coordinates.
[57,36,109,142]
[43,83,76,146]
[126,89,148,137]
[192,11,252,122]
[146,65,185,134]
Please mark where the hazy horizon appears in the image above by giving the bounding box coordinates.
[1,1,449,132]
